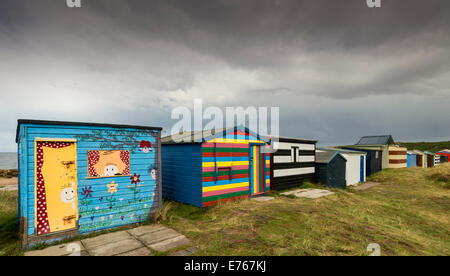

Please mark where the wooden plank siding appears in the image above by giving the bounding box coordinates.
[271,137,317,191]
[17,121,162,247]
[201,131,271,207]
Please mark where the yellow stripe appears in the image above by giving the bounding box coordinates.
[253,147,257,193]
[266,179,270,184]
[266,160,270,164]
[202,182,249,192]
[208,138,265,144]
[202,161,249,167]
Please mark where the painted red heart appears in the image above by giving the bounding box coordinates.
[121,216,124,220]
[99,197,103,202]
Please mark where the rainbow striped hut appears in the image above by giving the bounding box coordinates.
[161,127,271,207]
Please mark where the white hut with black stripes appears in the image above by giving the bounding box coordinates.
[270,136,317,190]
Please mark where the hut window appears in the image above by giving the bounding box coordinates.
[87,150,131,178]
[217,167,232,181]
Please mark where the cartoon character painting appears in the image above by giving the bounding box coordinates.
[60,182,76,210]
[140,140,152,153]
[103,163,120,176]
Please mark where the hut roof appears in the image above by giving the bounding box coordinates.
[356,135,394,145]
[315,151,347,164]
[161,126,271,145]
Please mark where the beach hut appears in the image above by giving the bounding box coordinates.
[436,150,450,164]
[16,120,162,247]
[407,151,417,168]
[161,127,271,208]
[412,150,426,168]
[270,136,316,190]
[317,148,366,186]
[424,151,435,168]
[434,154,441,166]
[344,135,406,169]
[341,147,382,176]
[315,151,347,189]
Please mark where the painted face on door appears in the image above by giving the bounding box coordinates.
[60,186,76,204]
[103,164,119,176]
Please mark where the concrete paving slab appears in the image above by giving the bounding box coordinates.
[0,185,18,192]
[116,247,153,256]
[352,182,381,191]
[24,241,85,256]
[88,238,143,256]
[149,235,191,252]
[251,196,274,202]
[127,225,168,237]
[81,231,132,249]
[281,188,334,199]
[138,228,181,246]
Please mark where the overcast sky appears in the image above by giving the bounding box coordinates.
[0,0,449,151]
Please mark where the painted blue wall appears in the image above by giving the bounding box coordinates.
[17,123,161,238]
[161,143,202,207]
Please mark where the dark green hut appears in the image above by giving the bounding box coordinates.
[315,151,347,189]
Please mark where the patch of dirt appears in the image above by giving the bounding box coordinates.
[0,178,17,186]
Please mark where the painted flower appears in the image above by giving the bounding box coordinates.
[140,140,152,154]
[82,186,93,198]
[107,181,118,194]
[151,169,157,180]
[130,173,141,184]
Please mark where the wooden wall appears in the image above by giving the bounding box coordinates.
[271,138,316,190]
[17,122,161,246]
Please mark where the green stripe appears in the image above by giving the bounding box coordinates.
[203,190,249,202]
[203,169,249,177]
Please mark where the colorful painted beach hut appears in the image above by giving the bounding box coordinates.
[315,151,347,189]
[270,136,316,190]
[16,120,162,247]
[318,148,366,186]
[161,127,271,208]
[436,150,450,164]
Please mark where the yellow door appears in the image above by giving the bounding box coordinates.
[35,141,77,235]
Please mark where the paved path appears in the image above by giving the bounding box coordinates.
[251,196,274,202]
[352,182,381,191]
[281,188,335,199]
[24,225,196,256]
[0,178,18,191]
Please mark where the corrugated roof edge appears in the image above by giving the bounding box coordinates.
[161,126,272,145]
[16,119,162,143]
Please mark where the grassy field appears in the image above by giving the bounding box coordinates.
[1,164,449,256]
[398,141,450,153]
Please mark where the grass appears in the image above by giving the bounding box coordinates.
[0,191,21,256]
[1,164,449,256]
[0,169,18,178]
[398,141,450,153]
[162,164,450,256]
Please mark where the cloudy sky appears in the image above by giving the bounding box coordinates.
[0,0,449,151]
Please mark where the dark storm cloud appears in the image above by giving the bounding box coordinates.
[0,0,449,152]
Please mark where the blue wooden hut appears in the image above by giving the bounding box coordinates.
[407,151,417,168]
[161,126,271,208]
[16,120,162,247]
